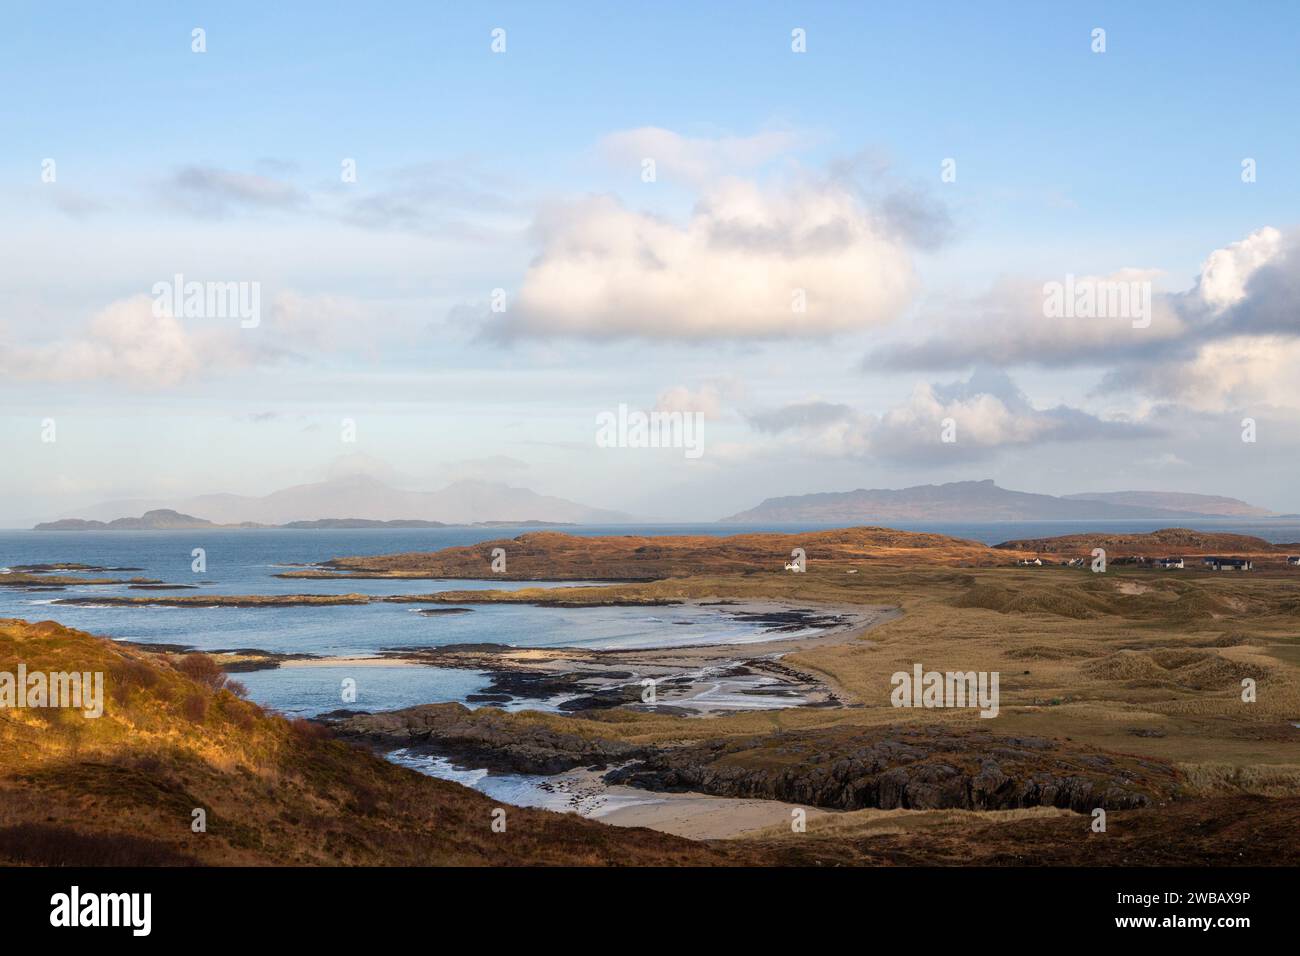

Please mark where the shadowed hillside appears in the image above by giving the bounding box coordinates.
[0,619,738,866]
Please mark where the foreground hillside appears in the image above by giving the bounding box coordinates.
[0,619,735,866]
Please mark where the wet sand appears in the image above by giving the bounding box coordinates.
[375,600,898,715]
[597,793,832,839]
[281,655,422,668]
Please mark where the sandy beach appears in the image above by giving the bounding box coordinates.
[596,793,832,839]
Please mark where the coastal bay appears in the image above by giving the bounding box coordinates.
[3,524,1300,860]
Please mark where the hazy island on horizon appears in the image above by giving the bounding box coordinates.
[32,509,579,532]
[28,477,1297,531]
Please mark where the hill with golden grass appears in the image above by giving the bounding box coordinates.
[0,619,737,866]
[283,527,1010,581]
[995,527,1296,564]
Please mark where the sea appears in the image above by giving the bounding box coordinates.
[3,519,1298,720]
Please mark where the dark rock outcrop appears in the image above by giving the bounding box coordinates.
[603,726,1179,812]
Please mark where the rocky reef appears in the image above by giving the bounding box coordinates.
[330,703,1180,812]
[604,725,1179,812]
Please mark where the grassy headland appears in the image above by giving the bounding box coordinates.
[277,526,1014,580]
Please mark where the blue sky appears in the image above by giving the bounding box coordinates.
[3,2,1299,523]
[8,2,1296,247]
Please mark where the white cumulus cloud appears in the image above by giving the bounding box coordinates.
[1194,226,1283,311]
[503,177,917,341]
[749,370,1157,463]
[0,295,252,388]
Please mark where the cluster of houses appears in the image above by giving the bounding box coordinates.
[1014,554,1299,571]
[1018,555,1188,568]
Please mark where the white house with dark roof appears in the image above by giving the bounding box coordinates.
[1203,556,1253,571]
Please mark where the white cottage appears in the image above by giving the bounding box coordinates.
[1203,557,1252,571]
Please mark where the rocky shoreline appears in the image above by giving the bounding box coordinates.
[332,702,646,774]
[330,704,1180,813]
[320,596,1181,819]
[110,639,322,672]
[368,602,877,714]
[0,575,167,590]
[94,598,880,706]
[50,592,687,608]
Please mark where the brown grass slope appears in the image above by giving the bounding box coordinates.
[738,795,1300,866]
[282,527,1010,581]
[0,619,739,866]
[289,525,1300,582]
[995,527,1292,562]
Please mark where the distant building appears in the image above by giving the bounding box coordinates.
[1016,557,1043,566]
[1203,557,1252,571]
[1289,556,1300,567]
[1157,557,1185,569]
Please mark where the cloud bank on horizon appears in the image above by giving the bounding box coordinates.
[3,4,1298,522]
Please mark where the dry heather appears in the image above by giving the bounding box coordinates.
[0,619,741,866]
[995,527,1297,564]
[733,796,1300,866]
[278,526,1016,580]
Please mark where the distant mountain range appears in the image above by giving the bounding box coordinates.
[720,480,1281,524]
[36,476,632,528]
[35,509,580,531]
[33,476,1292,531]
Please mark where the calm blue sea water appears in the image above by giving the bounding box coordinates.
[4,519,1298,716]
[0,526,798,716]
